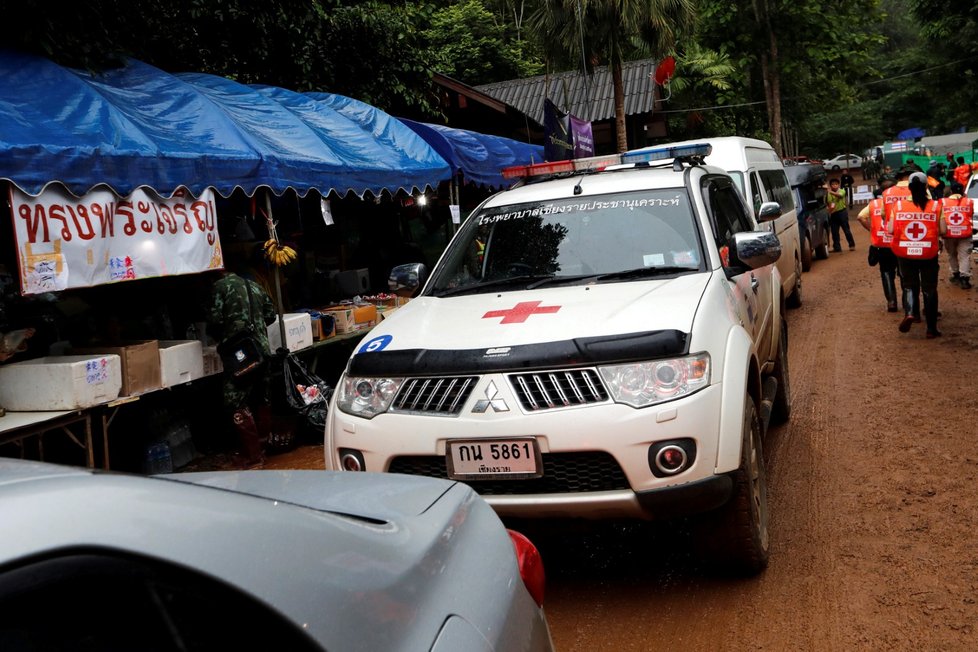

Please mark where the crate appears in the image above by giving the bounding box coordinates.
[0,354,122,410]
[267,313,313,352]
[158,340,205,387]
[71,340,162,396]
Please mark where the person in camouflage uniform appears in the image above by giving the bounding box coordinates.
[206,270,276,466]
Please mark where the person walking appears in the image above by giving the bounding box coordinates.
[826,177,856,251]
[840,169,855,207]
[953,156,972,188]
[857,178,900,312]
[881,166,917,320]
[941,182,974,289]
[926,160,946,203]
[206,267,277,467]
[888,172,946,338]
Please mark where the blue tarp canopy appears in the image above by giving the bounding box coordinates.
[0,50,450,198]
[398,119,543,189]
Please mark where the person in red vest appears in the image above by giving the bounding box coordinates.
[953,156,972,188]
[881,167,915,317]
[887,172,946,338]
[942,182,974,289]
[857,178,901,311]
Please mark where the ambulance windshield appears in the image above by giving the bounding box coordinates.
[428,188,703,296]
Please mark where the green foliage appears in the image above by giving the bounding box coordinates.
[422,0,542,82]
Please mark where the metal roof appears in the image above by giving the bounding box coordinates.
[474,59,657,124]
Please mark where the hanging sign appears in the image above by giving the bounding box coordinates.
[9,185,223,295]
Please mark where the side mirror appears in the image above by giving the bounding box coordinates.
[757,201,782,223]
[388,262,428,297]
[727,231,782,273]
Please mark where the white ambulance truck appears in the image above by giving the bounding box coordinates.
[324,145,791,574]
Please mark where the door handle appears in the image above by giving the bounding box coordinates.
[750,274,759,293]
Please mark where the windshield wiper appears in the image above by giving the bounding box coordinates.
[593,266,698,282]
[432,275,552,297]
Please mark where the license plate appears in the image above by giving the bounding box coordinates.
[446,438,543,480]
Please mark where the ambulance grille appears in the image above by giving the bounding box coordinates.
[388,452,629,495]
[508,368,609,411]
[390,376,479,415]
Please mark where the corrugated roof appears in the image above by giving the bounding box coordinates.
[474,59,657,124]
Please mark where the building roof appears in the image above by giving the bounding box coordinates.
[917,131,978,155]
[474,59,658,124]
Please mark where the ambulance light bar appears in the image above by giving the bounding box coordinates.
[502,153,623,180]
[621,144,712,165]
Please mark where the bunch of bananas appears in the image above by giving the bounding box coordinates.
[263,238,297,267]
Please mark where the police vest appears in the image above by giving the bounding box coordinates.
[941,196,974,239]
[891,199,940,259]
[867,198,892,247]
[882,185,912,222]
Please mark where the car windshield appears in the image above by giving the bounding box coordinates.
[427,188,703,296]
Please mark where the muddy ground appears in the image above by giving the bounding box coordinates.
[220,207,978,651]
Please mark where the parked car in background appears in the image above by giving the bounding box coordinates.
[823,154,862,171]
[0,460,553,652]
[785,163,831,269]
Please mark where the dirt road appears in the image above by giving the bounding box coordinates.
[539,217,978,651]
[265,211,978,650]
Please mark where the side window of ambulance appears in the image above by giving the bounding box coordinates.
[705,179,752,250]
[749,172,763,215]
[759,169,794,211]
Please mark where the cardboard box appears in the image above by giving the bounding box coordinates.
[71,340,162,397]
[267,313,313,352]
[352,304,377,326]
[202,345,223,376]
[0,354,122,410]
[158,340,205,388]
[322,307,357,334]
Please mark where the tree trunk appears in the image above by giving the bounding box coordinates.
[613,58,627,153]
[768,30,783,156]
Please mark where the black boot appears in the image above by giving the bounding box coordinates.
[924,291,941,338]
[232,407,264,466]
[881,272,898,312]
[899,288,916,333]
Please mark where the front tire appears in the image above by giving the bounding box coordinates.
[814,225,830,259]
[801,232,813,271]
[693,395,770,575]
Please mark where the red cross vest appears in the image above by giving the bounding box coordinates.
[867,198,892,247]
[941,196,974,239]
[882,184,911,222]
[891,199,940,259]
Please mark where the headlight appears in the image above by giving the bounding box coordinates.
[337,374,405,419]
[599,353,710,408]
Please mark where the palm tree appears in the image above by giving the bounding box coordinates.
[530,0,697,153]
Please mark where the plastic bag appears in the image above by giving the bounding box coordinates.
[276,352,333,439]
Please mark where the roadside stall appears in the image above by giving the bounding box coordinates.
[0,50,451,470]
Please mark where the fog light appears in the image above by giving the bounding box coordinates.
[339,448,365,472]
[656,445,687,474]
[648,439,696,478]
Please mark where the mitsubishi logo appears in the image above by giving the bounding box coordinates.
[472,381,509,413]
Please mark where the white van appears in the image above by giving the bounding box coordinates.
[647,137,803,307]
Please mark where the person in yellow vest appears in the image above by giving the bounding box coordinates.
[825,178,855,252]
[887,172,946,338]
[941,182,974,289]
[857,178,899,311]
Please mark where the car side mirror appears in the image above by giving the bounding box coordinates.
[726,231,782,276]
[757,201,782,223]
[388,262,428,297]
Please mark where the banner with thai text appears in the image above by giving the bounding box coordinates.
[10,185,223,295]
[569,115,594,158]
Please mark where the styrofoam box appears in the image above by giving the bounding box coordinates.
[158,340,204,387]
[0,354,122,410]
[267,313,313,352]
